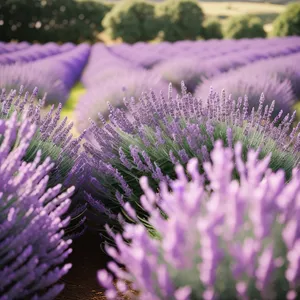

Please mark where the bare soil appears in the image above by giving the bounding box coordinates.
[57,231,109,300]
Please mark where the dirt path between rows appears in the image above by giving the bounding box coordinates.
[57,231,109,300]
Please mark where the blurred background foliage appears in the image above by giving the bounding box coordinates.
[0,0,299,43]
[0,0,112,43]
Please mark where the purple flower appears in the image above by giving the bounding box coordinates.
[98,141,300,299]
[0,113,74,299]
[0,63,69,105]
[0,43,90,105]
[152,56,220,92]
[84,82,298,232]
[0,86,89,238]
[195,68,294,117]
[75,70,169,133]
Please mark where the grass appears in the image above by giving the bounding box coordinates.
[61,82,86,137]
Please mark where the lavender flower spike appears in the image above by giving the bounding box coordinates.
[0,113,74,299]
[98,140,300,299]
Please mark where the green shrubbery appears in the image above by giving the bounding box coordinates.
[156,0,205,41]
[272,2,300,37]
[1,0,290,44]
[0,0,111,43]
[203,19,223,39]
[224,15,266,39]
[102,0,159,44]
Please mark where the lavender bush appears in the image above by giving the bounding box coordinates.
[243,53,300,100]
[98,141,300,299]
[0,44,90,106]
[0,42,29,53]
[76,71,169,133]
[151,38,300,94]
[195,71,294,117]
[0,86,88,237]
[109,37,300,72]
[84,83,299,232]
[0,43,70,66]
[31,44,91,92]
[0,64,69,105]
[153,57,221,92]
[0,113,74,300]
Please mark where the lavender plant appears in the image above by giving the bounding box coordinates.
[0,86,88,237]
[98,141,300,299]
[153,57,220,92]
[195,71,295,117]
[75,71,169,133]
[0,113,74,300]
[84,83,299,233]
[0,64,69,105]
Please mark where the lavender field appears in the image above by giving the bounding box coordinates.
[1,35,300,300]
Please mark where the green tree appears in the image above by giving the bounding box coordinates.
[157,0,205,42]
[203,19,223,39]
[272,2,300,36]
[225,15,266,39]
[102,0,159,44]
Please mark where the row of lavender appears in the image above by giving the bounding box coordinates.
[76,36,300,133]
[1,37,299,121]
[0,42,90,104]
[2,80,300,299]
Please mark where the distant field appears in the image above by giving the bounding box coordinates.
[201,1,284,18]
[200,1,285,32]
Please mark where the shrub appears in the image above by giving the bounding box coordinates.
[0,86,88,237]
[98,141,300,299]
[203,18,223,39]
[0,113,74,299]
[0,64,69,105]
[239,53,300,100]
[75,70,169,133]
[156,0,205,42]
[84,83,299,234]
[102,0,159,44]
[152,56,221,92]
[224,15,266,39]
[272,2,300,37]
[195,70,294,117]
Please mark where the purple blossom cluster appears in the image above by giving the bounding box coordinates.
[76,71,169,133]
[0,113,74,300]
[196,69,294,117]
[0,64,69,106]
[76,43,168,132]
[109,37,300,70]
[84,82,299,230]
[81,43,139,89]
[153,37,300,92]
[0,42,30,55]
[75,38,300,134]
[0,43,72,65]
[0,43,90,105]
[31,43,91,92]
[196,51,300,108]
[0,86,88,237]
[98,141,300,299]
